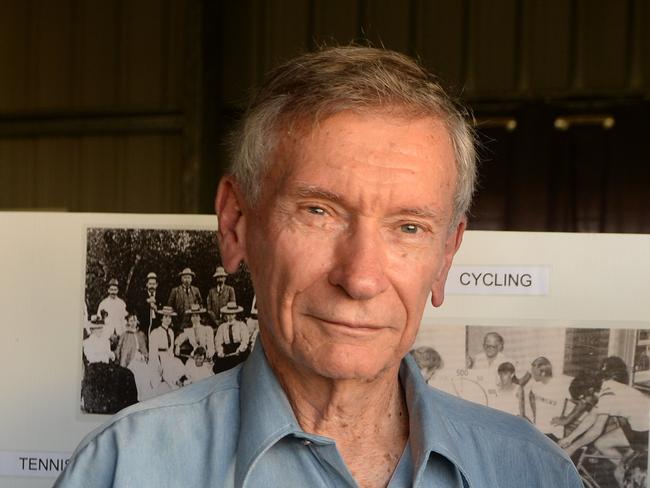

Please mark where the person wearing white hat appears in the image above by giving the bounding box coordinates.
[133,271,164,334]
[96,278,128,341]
[175,304,215,360]
[206,265,236,325]
[83,316,115,365]
[167,267,202,331]
[148,306,177,381]
[213,301,250,373]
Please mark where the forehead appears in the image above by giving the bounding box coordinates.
[266,111,457,216]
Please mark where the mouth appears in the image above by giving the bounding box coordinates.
[308,315,384,336]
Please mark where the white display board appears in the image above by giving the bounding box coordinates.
[0,212,648,488]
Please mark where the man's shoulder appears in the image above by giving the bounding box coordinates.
[424,386,565,458]
[76,366,242,450]
[58,367,244,486]
[419,386,579,485]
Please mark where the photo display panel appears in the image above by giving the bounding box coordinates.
[0,212,648,488]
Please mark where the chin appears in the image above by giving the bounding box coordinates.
[300,343,400,382]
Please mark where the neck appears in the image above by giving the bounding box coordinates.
[262,337,409,487]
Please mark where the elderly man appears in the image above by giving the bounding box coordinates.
[56,47,580,487]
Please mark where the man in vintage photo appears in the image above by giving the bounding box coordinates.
[57,47,581,487]
[213,301,250,373]
[96,278,128,341]
[167,267,203,331]
[133,271,164,335]
[206,265,236,325]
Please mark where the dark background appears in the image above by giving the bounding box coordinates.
[1,0,648,233]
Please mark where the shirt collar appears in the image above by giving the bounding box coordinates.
[237,344,470,487]
[400,354,471,486]
[236,343,304,486]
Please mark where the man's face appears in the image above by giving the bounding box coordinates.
[191,314,201,326]
[181,275,192,286]
[194,355,205,367]
[146,278,158,291]
[233,111,464,382]
[216,276,226,286]
[161,315,172,327]
[483,335,502,359]
[108,285,118,296]
[224,313,236,323]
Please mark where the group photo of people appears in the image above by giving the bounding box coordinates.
[80,227,255,414]
[411,324,650,488]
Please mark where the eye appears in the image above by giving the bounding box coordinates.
[400,223,420,234]
[306,206,327,216]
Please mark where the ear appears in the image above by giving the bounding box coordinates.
[215,176,248,273]
[430,217,466,308]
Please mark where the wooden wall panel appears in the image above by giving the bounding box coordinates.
[167,0,188,107]
[524,0,572,94]
[635,0,650,94]
[261,0,311,73]
[0,135,184,212]
[467,0,519,95]
[0,139,37,208]
[78,136,119,211]
[120,0,166,107]
[417,0,466,90]
[31,0,75,110]
[33,138,80,209]
[220,0,265,106]
[0,0,30,111]
[362,0,412,54]
[312,0,360,46]
[77,0,120,108]
[576,0,630,92]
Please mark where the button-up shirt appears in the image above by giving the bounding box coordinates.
[56,343,581,487]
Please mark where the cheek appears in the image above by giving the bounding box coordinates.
[246,226,330,330]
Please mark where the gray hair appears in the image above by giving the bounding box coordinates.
[229,46,477,228]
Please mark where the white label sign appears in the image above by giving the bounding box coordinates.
[0,450,71,478]
[445,266,550,296]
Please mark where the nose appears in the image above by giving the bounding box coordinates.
[328,219,390,300]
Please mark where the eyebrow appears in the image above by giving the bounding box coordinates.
[396,206,439,221]
[293,185,343,202]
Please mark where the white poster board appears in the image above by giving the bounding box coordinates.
[0,212,648,487]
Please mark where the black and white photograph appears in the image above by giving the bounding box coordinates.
[412,324,650,488]
[80,227,256,415]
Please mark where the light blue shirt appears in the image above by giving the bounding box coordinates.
[56,343,582,487]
